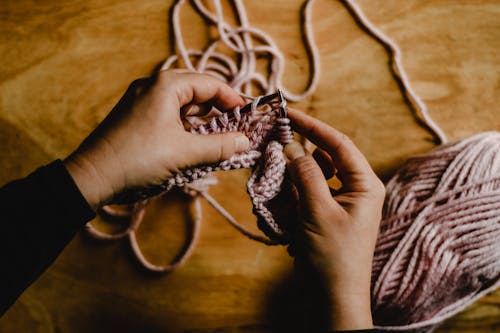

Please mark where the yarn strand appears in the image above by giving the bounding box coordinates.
[341,0,448,145]
[85,3,500,331]
[162,0,320,101]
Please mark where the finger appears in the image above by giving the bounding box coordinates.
[158,71,245,111]
[287,109,377,193]
[284,141,336,211]
[181,104,213,118]
[312,148,335,180]
[185,132,250,166]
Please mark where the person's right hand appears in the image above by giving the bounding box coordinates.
[284,110,385,331]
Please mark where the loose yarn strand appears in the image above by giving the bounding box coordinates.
[86,185,206,273]
[86,3,500,332]
[128,196,203,273]
[341,0,448,145]
[162,0,320,101]
[199,191,278,245]
[233,0,256,95]
[86,101,293,269]
[171,0,196,72]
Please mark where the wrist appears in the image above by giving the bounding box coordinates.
[326,288,373,331]
[63,150,117,211]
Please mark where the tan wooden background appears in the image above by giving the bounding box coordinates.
[0,0,499,332]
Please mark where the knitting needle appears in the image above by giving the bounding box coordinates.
[238,90,288,118]
[277,89,287,118]
[239,92,279,114]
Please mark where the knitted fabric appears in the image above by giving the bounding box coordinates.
[115,97,294,240]
[86,97,298,273]
[85,0,499,331]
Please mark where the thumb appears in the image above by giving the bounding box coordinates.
[186,132,250,165]
[285,141,332,209]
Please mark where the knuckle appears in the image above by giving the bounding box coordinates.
[158,69,176,79]
[217,135,233,161]
[156,70,178,86]
[328,132,352,155]
[295,156,319,174]
[339,132,351,144]
[338,132,355,150]
[371,178,386,200]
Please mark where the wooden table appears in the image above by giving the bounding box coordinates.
[0,0,499,332]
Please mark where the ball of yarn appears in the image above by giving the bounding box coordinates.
[371,132,500,331]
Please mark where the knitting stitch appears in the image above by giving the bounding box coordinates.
[86,97,297,272]
[85,1,499,331]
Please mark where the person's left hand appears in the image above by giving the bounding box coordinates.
[64,71,249,210]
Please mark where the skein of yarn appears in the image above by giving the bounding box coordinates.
[372,132,500,331]
[340,2,500,330]
[87,0,317,268]
[85,0,499,331]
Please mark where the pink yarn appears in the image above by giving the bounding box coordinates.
[85,1,499,331]
[372,132,500,331]
[341,0,447,145]
[340,2,500,329]
[86,98,297,272]
[162,0,319,101]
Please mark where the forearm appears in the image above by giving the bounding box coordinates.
[0,160,95,315]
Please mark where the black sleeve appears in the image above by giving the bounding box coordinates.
[0,159,96,315]
[328,328,383,333]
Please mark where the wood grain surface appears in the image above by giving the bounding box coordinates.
[0,0,499,332]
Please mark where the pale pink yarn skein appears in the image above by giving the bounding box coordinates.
[84,1,500,331]
[340,1,500,330]
[372,132,500,331]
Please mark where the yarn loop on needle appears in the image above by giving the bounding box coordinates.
[86,96,297,272]
[84,1,499,331]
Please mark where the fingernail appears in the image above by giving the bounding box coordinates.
[284,141,305,161]
[234,135,250,152]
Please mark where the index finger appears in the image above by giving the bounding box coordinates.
[287,109,377,193]
[158,70,245,111]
